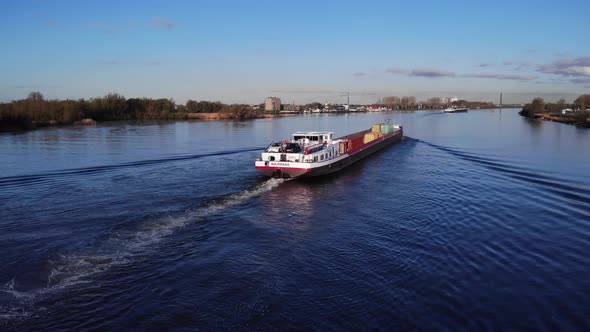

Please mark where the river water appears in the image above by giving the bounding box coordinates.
[1,110,589,331]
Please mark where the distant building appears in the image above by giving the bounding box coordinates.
[283,103,299,112]
[264,97,281,111]
[449,97,459,103]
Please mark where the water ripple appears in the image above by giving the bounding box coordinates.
[0,178,285,322]
[0,147,264,190]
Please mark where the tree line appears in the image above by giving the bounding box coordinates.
[381,96,417,108]
[0,92,259,131]
[380,95,494,109]
[520,94,590,116]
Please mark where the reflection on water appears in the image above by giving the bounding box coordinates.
[1,110,589,330]
[258,181,316,233]
[524,115,543,133]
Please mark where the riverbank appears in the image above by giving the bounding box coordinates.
[519,110,590,128]
[0,93,272,133]
[187,112,277,120]
[0,112,283,133]
[2,108,518,133]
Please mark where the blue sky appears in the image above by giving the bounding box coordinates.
[1,0,589,104]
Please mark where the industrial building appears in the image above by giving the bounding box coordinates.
[264,97,281,111]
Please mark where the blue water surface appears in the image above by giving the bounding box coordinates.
[1,110,589,331]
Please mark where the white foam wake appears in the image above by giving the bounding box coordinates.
[0,279,34,320]
[0,178,285,318]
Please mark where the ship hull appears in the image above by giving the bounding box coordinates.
[256,129,403,179]
[445,108,468,113]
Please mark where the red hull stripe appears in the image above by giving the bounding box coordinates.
[255,166,311,171]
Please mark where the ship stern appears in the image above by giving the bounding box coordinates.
[255,161,311,179]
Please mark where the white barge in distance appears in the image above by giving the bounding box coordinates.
[444,107,468,113]
[255,123,403,178]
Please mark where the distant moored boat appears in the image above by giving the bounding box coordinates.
[444,107,468,113]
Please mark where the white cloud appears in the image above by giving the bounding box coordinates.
[462,73,537,81]
[539,56,590,77]
[150,18,175,29]
[409,68,455,78]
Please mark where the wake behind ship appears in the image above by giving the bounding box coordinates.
[255,123,403,178]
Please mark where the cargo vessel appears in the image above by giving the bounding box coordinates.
[255,123,403,178]
[444,107,468,113]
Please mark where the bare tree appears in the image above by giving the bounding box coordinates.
[428,97,442,108]
[27,91,44,101]
[382,96,400,108]
[401,96,416,108]
[531,97,545,113]
[575,94,590,110]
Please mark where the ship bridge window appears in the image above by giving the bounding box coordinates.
[284,143,302,153]
[295,135,322,142]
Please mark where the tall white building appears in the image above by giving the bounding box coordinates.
[264,97,281,111]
